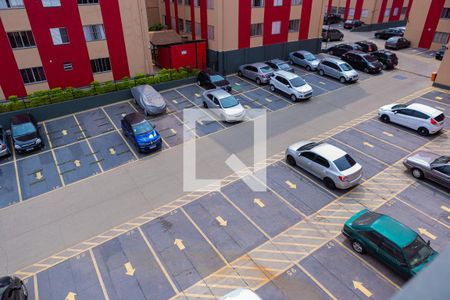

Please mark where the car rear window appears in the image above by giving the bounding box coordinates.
[333,154,356,171]
[353,211,381,226]
[434,113,445,122]
[364,55,378,62]
[260,66,273,73]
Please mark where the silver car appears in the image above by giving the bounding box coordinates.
[403,151,450,188]
[238,62,274,85]
[131,85,167,116]
[202,89,245,122]
[288,50,321,71]
[0,126,11,158]
[317,57,359,83]
[286,141,363,189]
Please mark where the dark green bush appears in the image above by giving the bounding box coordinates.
[149,23,167,31]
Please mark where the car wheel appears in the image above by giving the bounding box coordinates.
[329,50,334,56]
[288,59,293,65]
[290,94,298,102]
[340,35,344,41]
[339,77,346,83]
[238,71,243,77]
[323,177,336,189]
[352,240,365,254]
[256,78,262,85]
[286,155,296,166]
[319,69,325,76]
[203,101,208,108]
[306,65,311,71]
[411,168,424,179]
[417,127,429,136]
[270,84,276,92]
[363,67,369,73]
[380,114,390,123]
[375,34,380,39]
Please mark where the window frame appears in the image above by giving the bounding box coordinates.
[20,66,47,84]
[0,0,25,9]
[7,30,36,49]
[91,57,112,73]
[50,27,70,45]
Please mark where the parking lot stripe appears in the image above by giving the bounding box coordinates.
[352,127,413,153]
[330,138,390,167]
[89,249,110,300]
[394,197,450,229]
[11,143,23,202]
[296,263,337,300]
[42,123,66,187]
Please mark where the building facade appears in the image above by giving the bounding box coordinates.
[0,0,152,100]
[158,0,325,74]
[404,0,450,50]
[325,0,413,25]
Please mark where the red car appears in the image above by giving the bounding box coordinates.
[343,19,364,29]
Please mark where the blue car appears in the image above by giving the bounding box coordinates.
[121,112,162,153]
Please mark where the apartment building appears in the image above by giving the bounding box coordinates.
[0,0,152,100]
[158,0,324,74]
[405,0,450,50]
[325,0,413,25]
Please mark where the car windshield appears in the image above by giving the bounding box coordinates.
[279,63,291,70]
[387,37,398,42]
[403,236,433,268]
[392,104,406,109]
[210,75,225,83]
[334,154,357,171]
[339,63,352,71]
[132,121,154,135]
[353,211,381,226]
[364,55,378,62]
[304,53,316,61]
[220,95,239,108]
[289,77,306,87]
[260,66,273,74]
[431,156,450,165]
[12,122,36,137]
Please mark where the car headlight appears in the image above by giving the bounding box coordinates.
[36,138,42,145]
[14,144,21,149]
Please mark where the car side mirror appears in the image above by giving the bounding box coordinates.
[393,111,398,114]
[427,240,430,246]
[286,84,291,88]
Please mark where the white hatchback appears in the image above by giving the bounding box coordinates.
[378,103,445,135]
[269,70,313,101]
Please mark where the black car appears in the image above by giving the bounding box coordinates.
[372,50,398,69]
[343,19,364,29]
[385,37,411,50]
[342,51,383,73]
[265,59,295,73]
[322,27,344,42]
[327,43,363,57]
[0,276,27,300]
[435,45,446,60]
[374,28,404,40]
[355,41,378,53]
[0,125,11,158]
[196,71,232,92]
[10,113,44,154]
[324,13,342,25]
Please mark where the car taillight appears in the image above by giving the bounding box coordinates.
[339,176,347,182]
[430,118,438,125]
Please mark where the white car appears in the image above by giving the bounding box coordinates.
[219,288,262,300]
[378,103,445,135]
[269,70,313,101]
[202,89,246,122]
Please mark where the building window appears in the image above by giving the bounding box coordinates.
[273,0,282,6]
[83,24,105,42]
[433,32,450,44]
[252,0,264,8]
[0,0,24,9]
[171,17,176,29]
[291,0,302,5]
[63,63,73,71]
[194,0,199,6]
[348,8,355,17]
[393,7,399,16]
[42,0,61,7]
[208,25,214,40]
[207,0,214,9]
[185,0,191,5]
[20,67,46,84]
[185,20,192,33]
[195,22,201,36]
[361,9,368,18]
[250,23,263,36]
[288,20,299,32]
[442,8,450,19]
[7,31,36,49]
[177,0,182,4]
[384,8,390,17]
[401,6,408,15]
[338,7,345,15]
[91,57,111,73]
[178,18,184,32]
[272,21,281,35]
[50,27,69,45]
[77,0,98,4]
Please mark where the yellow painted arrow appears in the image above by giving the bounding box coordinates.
[121,113,126,117]
[418,228,436,240]
[254,198,265,208]
[441,205,450,213]
[124,262,135,276]
[353,281,372,298]
[382,131,393,137]
[363,142,374,148]
[35,171,43,180]
[195,93,201,97]
[170,128,177,135]
[62,129,68,136]
[74,160,81,168]
[319,81,326,85]
[109,148,116,155]
[216,216,228,226]
[235,82,241,86]
[435,96,443,100]
[174,239,185,250]
[198,120,204,125]
[265,98,272,103]
[285,180,297,189]
[173,99,178,104]
[65,292,77,300]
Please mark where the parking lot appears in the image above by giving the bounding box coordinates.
[13,86,450,299]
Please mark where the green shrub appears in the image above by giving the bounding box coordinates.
[135,77,148,85]
[134,73,146,79]
[8,95,18,102]
[102,81,116,93]
[149,23,167,31]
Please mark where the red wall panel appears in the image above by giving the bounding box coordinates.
[343,0,351,20]
[24,0,93,89]
[238,0,251,49]
[389,0,405,22]
[0,18,26,98]
[100,0,130,80]
[263,1,291,45]
[419,0,445,48]
[170,44,197,70]
[164,0,172,29]
[354,0,364,20]
[157,47,172,69]
[200,0,208,39]
[378,0,388,23]
[196,41,207,70]
[299,0,313,40]
[190,0,196,40]
[174,0,179,33]
[327,0,332,15]
[405,0,413,20]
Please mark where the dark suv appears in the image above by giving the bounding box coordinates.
[324,13,342,25]
[0,276,27,300]
[342,51,383,73]
[355,41,378,53]
[372,50,398,69]
[327,43,362,57]
[322,27,344,42]
[374,28,404,40]
[343,19,364,29]
[10,113,44,154]
[197,70,232,92]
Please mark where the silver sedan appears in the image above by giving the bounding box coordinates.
[202,89,246,122]
[403,151,450,188]
[285,141,363,189]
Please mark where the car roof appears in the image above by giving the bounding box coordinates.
[124,112,145,124]
[202,70,221,76]
[274,70,298,80]
[248,62,269,68]
[407,103,442,116]
[322,57,345,64]
[347,50,366,56]
[207,88,232,99]
[296,50,312,55]
[310,143,347,161]
[371,215,417,248]
[356,40,375,45]
[11,113,32,125]
[388,36,401,41]
[267,59,285,65]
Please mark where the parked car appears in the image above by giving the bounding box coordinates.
[131,85,167,116]
[269,71,313,102]
[285,141,362,189]
[196,70,232,92]
[265,59,295,73]
[288,50,321,71]
[324,13,342,25]
[378,103,445,136]
[219,288,262,300]
[343,19,364,29]
[342,209,438,278]
[238,63,274,85]
[385,37,411,50]
[403,151,450,187]
[393,26,406,33]
[121,112,162,153]
[355,40,378,53]
[0,126,11,158]
[10,113,44,154]
[317,57,359,83]
[0,276,28,300]
[327,43,363,57]
[374,28,404,40]
[202,89,246,122]
[435,45,446,60]
[341,51,383,73]
[322,27,344,42]
[371,50,398,69]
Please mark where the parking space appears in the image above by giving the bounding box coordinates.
[0,162,20,207]
[45,116,84,148]
[102,102,137,128]
[421,90,450,106]
[76,109,114,138]
[244,89,292,111]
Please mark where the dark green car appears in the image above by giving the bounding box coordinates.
[342,209,438,278]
